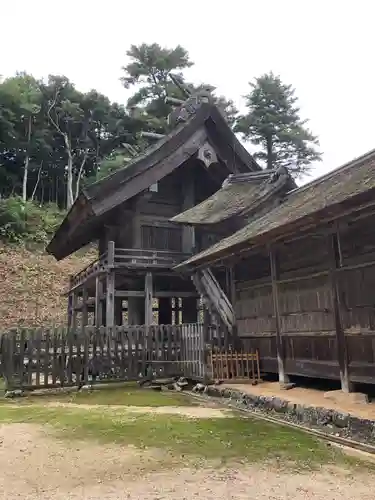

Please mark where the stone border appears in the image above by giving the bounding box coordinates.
[206,386,375,444]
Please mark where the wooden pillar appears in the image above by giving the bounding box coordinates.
[270,247,289,385]
[67,276,74,330]
[174,297,181,324]
[145,272,153,327]
[81,286,89,328]
[115,298,123,326]
[182,173,195,253]
[182,297,198,324]
[95,276,103,326]
[203,307,211,344]
[158,297,172,325]
[330,230,352,393]
[106,241,115,328]
[71,291,78,332]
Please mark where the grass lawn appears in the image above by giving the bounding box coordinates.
[0,384,363,469]
[1,384,198,407]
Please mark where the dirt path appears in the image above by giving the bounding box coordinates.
[0,423,374,500]
[46,402,232,418]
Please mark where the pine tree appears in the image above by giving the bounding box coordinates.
[235,72,321,177]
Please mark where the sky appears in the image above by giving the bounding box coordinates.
[2,0,375,182]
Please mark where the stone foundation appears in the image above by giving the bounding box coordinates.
[206,386,375,444]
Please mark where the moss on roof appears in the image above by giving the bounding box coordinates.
[178,149,375,267]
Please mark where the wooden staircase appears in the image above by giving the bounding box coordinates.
[192,268,235,331]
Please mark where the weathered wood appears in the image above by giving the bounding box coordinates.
[106,271,115,328]
[95,276,103,326]
[81,286,89,328]
[269,247,289,385]
[145,272,153,328]
[329,231,352,392]
[209,350,260,382]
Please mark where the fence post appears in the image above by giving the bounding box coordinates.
[106,241,115,328]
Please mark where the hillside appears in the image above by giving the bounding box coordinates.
[0,244,96,330]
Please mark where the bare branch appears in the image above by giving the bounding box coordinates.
[30,161,43,202]
[75,149,89,200]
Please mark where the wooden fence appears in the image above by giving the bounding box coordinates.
[0,323,208,391]
[209,350,260,383]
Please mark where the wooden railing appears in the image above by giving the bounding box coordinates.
[115,248,191,268]
[69,243,192,291]
[0,324,206,390]
[209,350,260,383]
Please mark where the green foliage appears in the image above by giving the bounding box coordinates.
[235,72,321,177]
[0,197,64,243]
[121,42,238,133]
[0,73,141,208]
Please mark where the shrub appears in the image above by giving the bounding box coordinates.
[0,196,65,244]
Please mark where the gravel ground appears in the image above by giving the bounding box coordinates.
[0,423,374,500]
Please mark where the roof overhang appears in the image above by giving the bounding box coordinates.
[175,148,375,271]
[46,103,261,260]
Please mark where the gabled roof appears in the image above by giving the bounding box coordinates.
[46,102,260,260]
[177,148,375,269]
[171,167,295,225]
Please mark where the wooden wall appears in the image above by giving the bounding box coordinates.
[234,209,375,386]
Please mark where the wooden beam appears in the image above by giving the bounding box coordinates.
[115,290,198,298]
[106,240,115,327]
[67,276,74,330]
[269,247,289,385]
[145,272,153,327]
[95,276,103,326]
[329,230,352,393]
[81,286,89,328]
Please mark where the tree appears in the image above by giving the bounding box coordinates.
[235,72,321,177]
[121,43,238,132]
[0,73,43,201]
[121,43,193,133]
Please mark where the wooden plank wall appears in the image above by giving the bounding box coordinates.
[235,253,277,373]
[338,215,375,384]
[234,209,375,385]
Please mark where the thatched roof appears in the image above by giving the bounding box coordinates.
[171,167,294,225]
[177,148,375,269]
[46,102,260,260]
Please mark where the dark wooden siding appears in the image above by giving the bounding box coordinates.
[141,225,182,252]
[235,253,277,372]
[233,211,375,384]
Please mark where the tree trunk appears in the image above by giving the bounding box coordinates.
[266,135,273,170]
[30,161,43,202]
[63,133,74,209]
[22,116,32,202]
[75,149,88,201]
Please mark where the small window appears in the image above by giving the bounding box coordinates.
[149,182,158,193]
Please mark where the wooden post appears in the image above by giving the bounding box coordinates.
[330,230,352,393]
[67,275,74,330]
[145,272,153,327]
[71,291,78,333]
[182,172,195,253]
[95,276,103,326]
[82,286,89,328]
[115,297,123,326]
[106,241,115,328]
[269,247,289,385]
